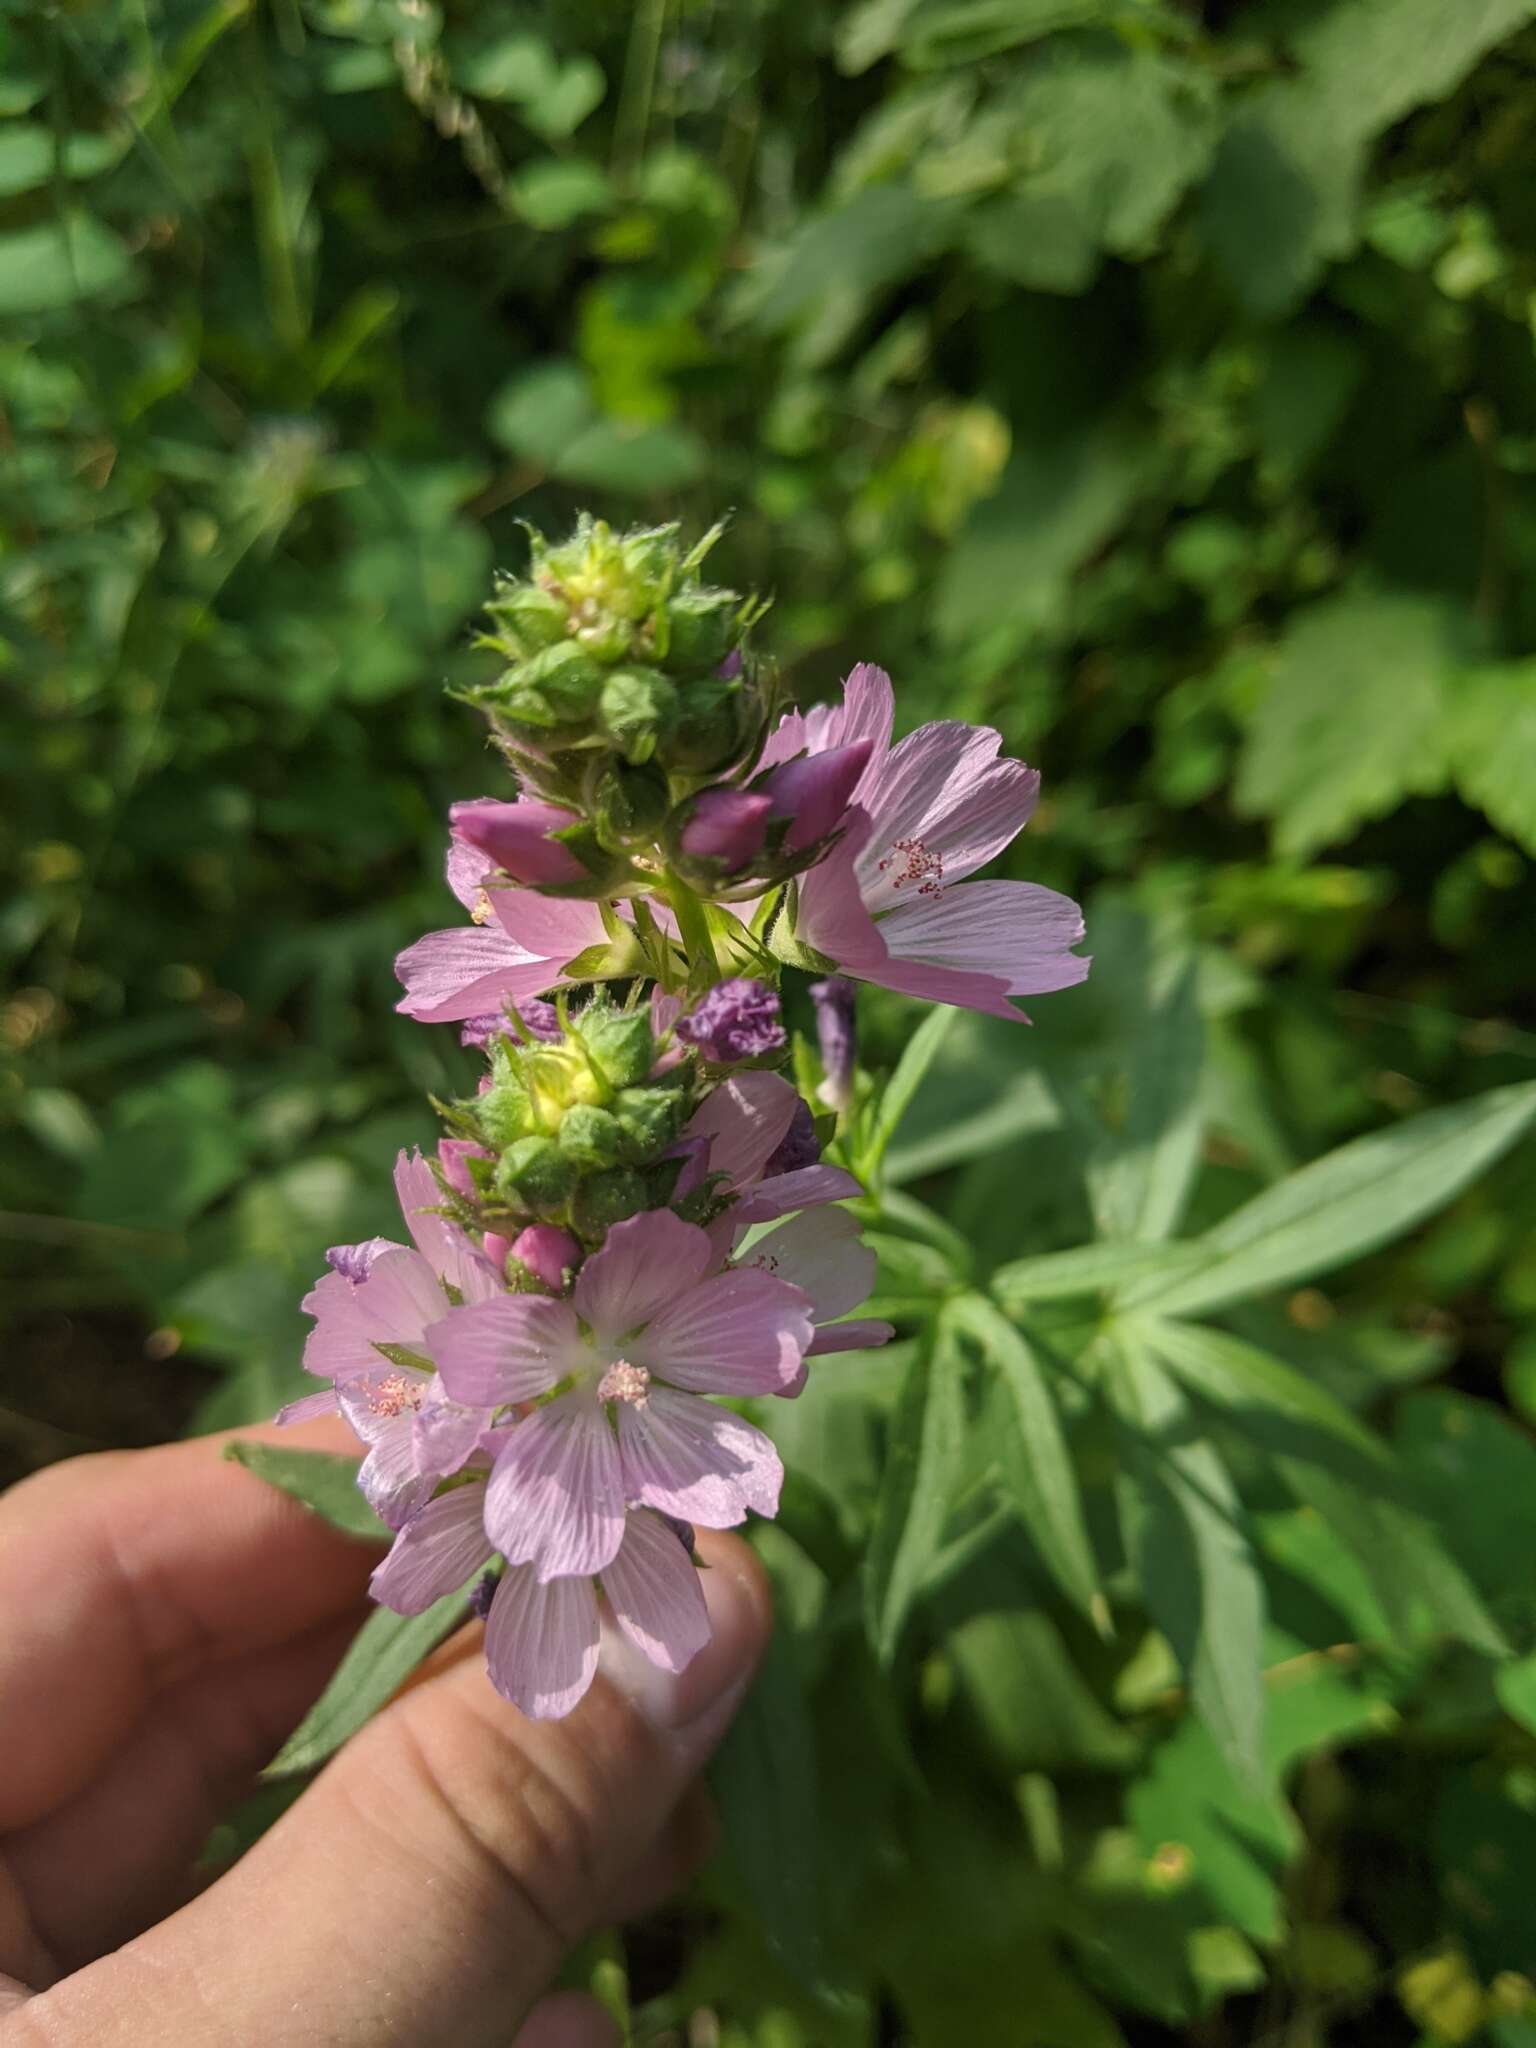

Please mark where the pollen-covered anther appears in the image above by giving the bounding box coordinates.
[470,888,496,926]
[368,1372,424,1419]
[598,1359,652,1407]
[878,836,945,896]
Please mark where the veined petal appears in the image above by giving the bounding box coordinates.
[616,1387,782,1526]
[806,1317,895,1357]
[488,888,607,961]
[881,880,1090,1000]
[854,722,1039,912]
[427,1294,583,1408]
[352,1248,449,1352]
[789,817,890,976]
[413,1381,489,1479]
[740,1207,876,1324]
[683,1071,801,1195]
[484,1394,626,1581]
[275,1387,339,1426]
[573,1209,715,1341]
[395,925,554,1023]
[630,1269,811,1395]
[601,1511,710,1673]
[484,1565,600,1720]
[446,829,496,911]
[393,1148,490,1299]
[370,1487,491,1615]
[732,1163,863,1227]
[756,660,895,774]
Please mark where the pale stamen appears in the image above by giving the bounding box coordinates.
[367,1372,424,1419]
[598,1359,652,1407]
[470,888,496,925]
[877,835,945,897]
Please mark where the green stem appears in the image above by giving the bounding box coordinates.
[662,873,721,991]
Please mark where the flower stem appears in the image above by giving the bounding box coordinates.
[662,872,722,992]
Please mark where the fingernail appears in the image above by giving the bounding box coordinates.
[600,1539,771,1751]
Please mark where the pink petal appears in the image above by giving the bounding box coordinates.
[789,817,891,977]
[732,1163,863,1227]
[630,1269,811,1395]
[881,879,1090,1004]
[395,925,556,1023]
[488,888,606,961]
[740,1208,876,1323]
[352,1248,449,1349]
[854,722,1039,912]
[412,1382,490,1478]
[484,1565,601,1720]
[446,828,497,911]
[806,1317,895,1357]
[275,1387,339,1426]
[427,1294,583,1407]
[370,1487,491,1615]
[684,1071,801,1194]
[616,1386,782,1526]
[302,1248,444,1380]
[573,1209,715,1340]
[393,1148,492,1298]
[601,1511,710,1673]
[484,1394,626,1581]
[756,662,895,774]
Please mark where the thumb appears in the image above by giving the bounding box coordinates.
[16,1532,770,2048]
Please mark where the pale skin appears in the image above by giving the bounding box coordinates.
[0,1417,772,2046]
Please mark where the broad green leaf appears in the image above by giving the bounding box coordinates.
[264,1587,475,1777]
[1396,1390,1536,1623]
[711,1622,825,1992]
[1084,954,1204,1243]
[993,1240,1209,1306]
[1278,1458,1506,1657]
[1113,1342,1266,1785]
[862,1003,957,1182]
[1444,661,1536,857]
[736,183,956,336]
[1496,1653,1536,1736]
[0,125,124,197]
[863,1322,965,1663]
[1129,1078,1536,1319]
[949,1294,1098,1619]
[223,1442,386,1542]
[0,213,134,314]
[1234,589,1462,857]
[1143,1320,1390,1473]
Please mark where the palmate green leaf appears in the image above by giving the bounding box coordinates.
[860,1003,957,1184]
[1127,1077,1536,1320]
[1084,953,1204,1244]
[949,1293,1099,1621]
[863,1319,966,1664]
[711,1622,825,1994]
[223,1442,388,1543]
[1142,1319,1390,1475]
[993,1239,1210,1306]
[265,1585,477,1777]
[1112,1341,1266,1786]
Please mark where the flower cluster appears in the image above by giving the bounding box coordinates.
[289,517,1087,1719]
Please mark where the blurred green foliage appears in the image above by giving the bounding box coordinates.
[6,0,1536,2039]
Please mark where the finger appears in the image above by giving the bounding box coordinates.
[598,1779,717,1927]
[8,1532,770,2048]
[6,1608,366,1974]
[0,1418,378,1829]
[512,1992,621,2048]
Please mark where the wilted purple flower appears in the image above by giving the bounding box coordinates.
[460,997,561,1049]
[765,1097,820,1177]
[810,974,858,1113]
[676,978,786,1064]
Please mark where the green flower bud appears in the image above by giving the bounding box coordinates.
[484,580,567,655]
[659,585,740,673]
[495,1135,577,1218]
[475,1054,533,1148]
[599,666,677,765]
[571,1167,649,1240]
[611,1083,687,1159]
[589,761,670,846]
[558,1103,627,1170]
[577,1008,655,1091]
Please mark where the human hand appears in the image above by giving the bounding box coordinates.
[0,1419,771,2046]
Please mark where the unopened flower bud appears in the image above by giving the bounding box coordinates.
[577,1008,655,1091]
[450,799,587,888]
[558,1103,627,1169]
[598,666,677,764]
[678,790,773,872]
[766,1096,821,1176]
[495,1134,577,1217]
[508,1223,580,1292]
[810,974,858,1114]
[676,978,786,1064]
[438,1136,491,1199]
[571,1166,648,1239]
[611,1083,689,1156]
[762,738,872,853]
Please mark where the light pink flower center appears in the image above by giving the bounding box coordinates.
[597,1358,651,1407]
[878,835,944,897]
[368,1372,425,1419]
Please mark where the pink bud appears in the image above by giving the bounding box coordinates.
[678,789,773,871]
[449,799,586,887]
[763,738,872,852]
[438,1136,490,1198]
[508,1223,580,1293]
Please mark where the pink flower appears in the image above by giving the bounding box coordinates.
[370,1486,709,1720]
[395,836,606,1024]
[427,1209,814,1580]
[733,1206,893,1369]
[681,1070,863,1234]
[279,1151,501,1526]
[448,798,587,887]
[757,663,1090,1020]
